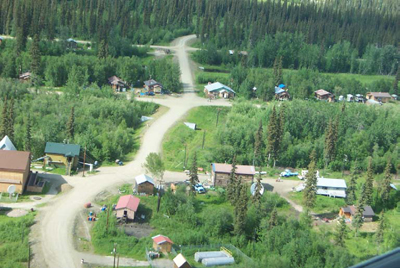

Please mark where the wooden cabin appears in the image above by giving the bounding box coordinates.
[0,150,31,194]
[315,89,335,102]
[339,205,375,222]
[144,79,163,94]
[211,163,255,187]
[44,142,80,175]
[115,195,140,221]
[108,76,128,92]
[134,174,154,195]
[204,82,235,99]
[152,234,173,253]
[366,92,393,103]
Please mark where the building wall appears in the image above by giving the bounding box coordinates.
[174,262,191,268]
[0,165,30,194]
[153,242,172,253]
[46,154,79,169]
[137,182,154,195]
[339,209,351,219]
[369,96,391,103]
[116,208,135,220]
[364,216,373,222]
[213,172,253,187]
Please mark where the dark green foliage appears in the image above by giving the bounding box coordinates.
[30,34,41,75]
[299,209,312,229]
[364,158,374,206]
[375,211,385,246]
[303,151,317,208]
[252,173,262,207]
[227,155,237,205]
[254,120,264,166]
[24,114,31,151]
[266,106,279,167]
[335,217,348,247]
[66,106,75,140]
[324,118,338,167]
[189,151,199,195]
[381,159,392,204]
[352,200,365,236]
[346,168,358,205]
[268,207,278,230]
[234,179,249,236]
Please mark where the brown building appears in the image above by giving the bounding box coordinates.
[339,205,375,222]
[144,79,163,94]
[44,142,80,175]
[108,76,128,92]
[115,195,140,221]
[173,253,191,268]
[211,163,255,187]
[134,174,155,195]
[315,89,335,102]
[19,72,32,83]
[152,234,173,253]
[0,150,31,194]
[366,92,393,103]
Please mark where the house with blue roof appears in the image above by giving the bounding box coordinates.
[204,82,235,99]
[44,142,81,175]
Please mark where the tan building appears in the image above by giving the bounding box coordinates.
[108,76,128,92]
[152,234,173,253]
[134,174,155,195]
[0,150,31,194]
[44,142,80,175]
[366,92,393,103]
[339,205,375,222]
[173,253,191,268]
[211,163,255,187]
[115,195,140,221]
[204,82,235,99]
[144,79,163,94]
[315,89,335,102]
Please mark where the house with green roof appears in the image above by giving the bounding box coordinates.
[44,142,81,175]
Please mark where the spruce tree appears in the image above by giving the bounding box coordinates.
[393,67,399,96]
[0,97,7,137]
[352,199,365,237]
[375,211,385,246]
[381,159,392,204]
[252,170,262,207]
[268,207,278,230]
[335,216,348,247]
[25,114,31,152]
[189,151,199,196]
[66,106,75,140]
[227,155,237,204]
[30,34,41,76]
[266,106,278,167]
[346,167,358,205]
[254,120,264,166]
[324,119,338,167]
[364,158,374,206]
[6,98,14,140]
[234,181,248,235]
[303,150,317,208]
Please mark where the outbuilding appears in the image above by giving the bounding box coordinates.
[134,174,154,195]
[115,195,140,221]
[204,82,235,99]
[0,135,17,151]
[315,89,335,102]
[173,253,191,268]
[44,142,80,175]
[144,79,163,94]
[211,163,255,187]
[108,76,128,92]
[366,92,393,103]
[152,234,173,253]
[339,205,375,222]
[0,150,31,194]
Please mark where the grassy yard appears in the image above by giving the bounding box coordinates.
[162,106,230,171]
[0,210,35,268]
[289,191,346,214]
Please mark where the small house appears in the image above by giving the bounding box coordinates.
[134,174,154,195]
[66,38,78,49]
[315,89,335,102]
[44,142,80,175]
[339,205,375,222]
[108,76,128,92]
[204,82,235,99]
[115,195,140,221]
[275,85,290,100]
[0,150,31,194]
[0,135,17,151]
[19,72,31,83]
[366,92,393,103]
[152,234,173,253]
[211,163,255,187]
[173,253,191,268]
[144,79,163,94]
[316,178,347,198]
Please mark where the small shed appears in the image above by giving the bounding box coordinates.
[66,38,78,49]
[152,234,173,253]
[274,86,290,100]
[366,92,393,103]
[144,79,163,94]
[19,72,32,83]
[0,135,17,151]
[315,89,335,102]
[115,195,140,221]
[134,174,155,195]
[184,122,196,130]
[108,76,128,92]
[173,253,191,268]
[339,205,375,222]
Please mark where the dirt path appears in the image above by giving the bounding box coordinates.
[263,178,304,213]
[30,35,232,268]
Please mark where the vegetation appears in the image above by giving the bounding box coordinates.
[0,211,35,268]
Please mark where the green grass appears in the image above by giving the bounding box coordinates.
[162,106,230,171]
[0,211,36,268]
[289,191,346,214]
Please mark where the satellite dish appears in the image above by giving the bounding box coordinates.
[7,185,16,194]
[250,182,264,196]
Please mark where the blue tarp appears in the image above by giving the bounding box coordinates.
[278,84,286,88]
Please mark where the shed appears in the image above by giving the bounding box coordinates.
[211,163,255,187]
[152,234,173,253]
[108,76,128,92]
[144,79,163,94]
[315,89,335,102]
[173,253,191,268]
[134,174,154,195]
[0,150,31,194]
[0,135,17,151]
[366,92,392,103]
[115,195,140,221]
[66,38,78,49]
[19,72,31,82]
[204,82,235,99]
[184,122,196,130]
[339,205,375,222]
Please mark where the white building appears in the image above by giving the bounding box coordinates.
[296,177,347,198]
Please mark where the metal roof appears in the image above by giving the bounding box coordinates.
[152,234,173,245]
[173,253,189,267]
[115,195,140,211]
[0,135,17,151]
[315,89,332,96]
[367,92,392,98]
[204,82,235,94]
[45,142,80,157]
[212,163,255,175]
[317,178,347,189]
[0,150,30,173]
[135,174,154,185]
[144,79,162,87]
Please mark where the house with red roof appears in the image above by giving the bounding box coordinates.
[115,195,140,221]
[152,234,174,253]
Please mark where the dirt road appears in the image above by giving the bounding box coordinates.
[31,35,232,268]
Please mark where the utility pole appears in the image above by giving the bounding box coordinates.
[117,254,120,268]
[113,243,117,268]
[106,206,110,233]
[82,145,87,177]
[216,108,222,126]
[202,130,206,149]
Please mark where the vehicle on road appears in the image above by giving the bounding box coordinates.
[280,169,299,177]
[194,183,206,194]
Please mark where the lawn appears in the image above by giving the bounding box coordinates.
[162,106,230,171]
[289,191,346,214]
[0,210,35,268]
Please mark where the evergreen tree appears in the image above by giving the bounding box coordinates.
[6,98,14,140]
[189,151,199,196]
[227,155,237,204]
[352,199,365,236]
[268,207,278,230]
[66,106,75,140]
[346,167,358,205]
[364,158,374,205]
[380,159,392,205]
[252,170,262,207]
[303,150,317,208]
[324,119,338,167]
[375,211,385,246]
[234,180,248,235]
[393,67,399,95]
[25,114,31,152]
[299,209,313,228]
[0,97,7,138]
[30,34,41,76]
[266,106,278,167]
[335,216,348,247]
[254,120,264,166]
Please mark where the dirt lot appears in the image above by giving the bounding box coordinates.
[118,222,154,238]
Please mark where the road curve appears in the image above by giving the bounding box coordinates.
[33,35,231,268]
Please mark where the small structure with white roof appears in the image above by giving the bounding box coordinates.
[184,122,196,130]
[173,253,191,268]
[0,135,17,151]
[295,177,347,198]
[115,195,140,221]
[134,174,154,195]
[204,82,235,99]
[152,234,173,253]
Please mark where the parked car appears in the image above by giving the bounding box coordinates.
[280,169,299,177]
[194,183,206,194]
